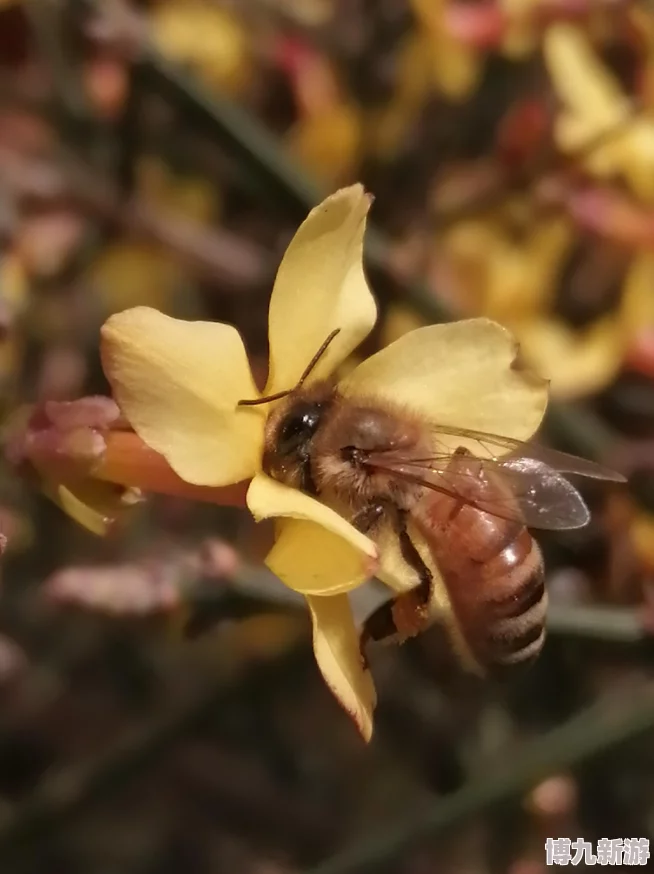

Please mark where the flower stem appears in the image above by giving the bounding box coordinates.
[95,431,249,507]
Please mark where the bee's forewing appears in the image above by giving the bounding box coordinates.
[364,420,625,531]
[426,424,626,483]
[367,457,590,531]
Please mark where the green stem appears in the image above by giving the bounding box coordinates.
[305,685,654,874]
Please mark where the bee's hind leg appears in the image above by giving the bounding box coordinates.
[355,503,433,662]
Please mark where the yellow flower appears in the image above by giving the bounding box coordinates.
[281,48,363,186]
[513,316,625,401]
[286,102,363,187]
[4,399,242,538]
[409,0,482,101]
[621,254,654,341]
[100,186,548,740]
[4,400,141,538]
[151,0,252,97]
[498,0,540,58]
[545,24,654,201]
[442,208,572,323]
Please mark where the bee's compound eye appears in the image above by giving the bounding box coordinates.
[277,403,323,456]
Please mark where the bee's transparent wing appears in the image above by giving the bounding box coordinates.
[425,423,625,481]
[363,424,624,532]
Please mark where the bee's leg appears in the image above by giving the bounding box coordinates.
[358,504,433,660]
[349,499,393,669]
[350,500,387,536]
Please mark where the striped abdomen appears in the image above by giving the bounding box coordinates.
[417,456,547,673]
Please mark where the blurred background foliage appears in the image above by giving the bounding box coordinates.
[0,0,653,872]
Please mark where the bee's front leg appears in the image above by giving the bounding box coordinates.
[350,499,388,536]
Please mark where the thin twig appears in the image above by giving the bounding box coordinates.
[304,684,654,874]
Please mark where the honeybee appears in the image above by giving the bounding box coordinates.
[239,331,624,674]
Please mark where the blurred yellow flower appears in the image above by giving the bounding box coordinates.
[410,0,482,100]
[137,157,218,225]
[151,0,253,96]
[499,0,540,57]
[631,511,654,574]
[366,31,433,161]
[87,243,183,315]
[514,316,625,401]
[621,254,654,341]
[438,196,654,399]
[100,186,548,739]
[287,104,362,186]
[283,50,363,186]
[0,251,28,322]
[442,208,572,322]
[85,157,219,315]
[380,303,428,348]
[545,23,654,201]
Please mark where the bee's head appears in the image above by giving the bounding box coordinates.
[262,389,333,491]
[237,329,342,492]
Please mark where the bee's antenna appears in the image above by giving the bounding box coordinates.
[238,328,341,407]
[296,328,341,388]
[237,389,292,407]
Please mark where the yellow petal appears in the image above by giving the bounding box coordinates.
[42,477,132,537]
[410,0,480,100]
[1,251,28,317]
[306,594,376,742]
[266,186,377,395]
[286,104,363,186]
[101,307,264,486]
[86,243,181,314]
[482,220,571,324]
[137,157,218,224]
[621,255,654,337]
[502,22,539,60]
[441,219,499,314]
[516,317,624,401]
[631,511,654,571]
[368,33,431,160]
[248,473,377,595]
[429,32,481,101]
[265,518,375,596]
[380,303,427,348]
[152,1,252,96]
[340,319,548,449]
[544,24,628,150]
[619,123,654,201]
